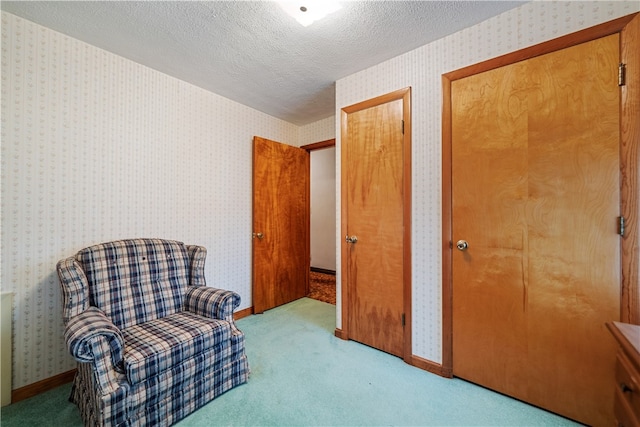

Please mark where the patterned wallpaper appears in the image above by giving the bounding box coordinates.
[0,11,307,389]
[298,115,335,146]
[310,147,337,271]
[300,116,337,273]
[2,0,639,391]
[335,1,640,364]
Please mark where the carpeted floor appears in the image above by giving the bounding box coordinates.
[307,270,336,305]
[1,298,579,426]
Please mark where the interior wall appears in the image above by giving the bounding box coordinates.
[335,1,640,364]
[298,115,335,147]
[0,11,300,389]
[300,115,337,273]
[310,148,337,271]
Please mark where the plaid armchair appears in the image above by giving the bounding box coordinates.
[57,239,249,426]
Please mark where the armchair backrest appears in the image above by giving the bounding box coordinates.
[75,238,191,330]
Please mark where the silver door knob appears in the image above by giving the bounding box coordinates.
[345,235,358,244]
[456,240,469,251]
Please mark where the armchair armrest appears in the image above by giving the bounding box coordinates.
[56,257,90,326]
[184,286,240,322]
[64,307,125,370]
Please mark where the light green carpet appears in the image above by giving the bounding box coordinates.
[1,298,579,426]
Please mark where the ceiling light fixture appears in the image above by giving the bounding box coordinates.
[277,1,342,27]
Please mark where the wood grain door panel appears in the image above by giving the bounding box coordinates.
[341,89,411,359]
[452,34,621,426]
[524,35,621,420]
[253,136,309,314]
[346,99,404,357]
[452,58,530,399]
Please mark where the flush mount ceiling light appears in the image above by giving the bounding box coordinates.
[277,1,342,27]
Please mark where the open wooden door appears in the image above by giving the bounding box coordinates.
[252,136,309,314]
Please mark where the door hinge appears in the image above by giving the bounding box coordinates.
[619,63,626,86]
[401,313,405,327]
[401,120,405,134]
[619,216,626,237]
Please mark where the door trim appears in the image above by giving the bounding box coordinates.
[301,138,335,151]
[441,13,640,375]
[339,87,412,362]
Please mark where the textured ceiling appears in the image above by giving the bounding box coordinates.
[1,1,526,125]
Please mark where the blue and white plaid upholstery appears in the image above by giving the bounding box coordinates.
[57,238,249,427]
[184,286,240,323]
[122,312,231,383]
[76,239,189,331]
[57,257,90,325]
[65,306,125,369]
[185,245,207,287]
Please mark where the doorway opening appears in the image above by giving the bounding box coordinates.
[302,139,336,306]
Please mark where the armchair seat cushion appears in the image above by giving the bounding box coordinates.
[122,311,231,384]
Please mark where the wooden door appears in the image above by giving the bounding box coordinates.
[451,34,621,426]
[253,136,309,314]
[341,89,411,359]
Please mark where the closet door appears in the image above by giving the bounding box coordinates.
[452,34,621,426]
[341,89,411,359]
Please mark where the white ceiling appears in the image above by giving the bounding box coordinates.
[1,1,526,125]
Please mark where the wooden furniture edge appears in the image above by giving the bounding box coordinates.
[607,322,640,368]
[11,369,76,404]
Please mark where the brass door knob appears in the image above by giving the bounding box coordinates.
[456,240,469,251]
